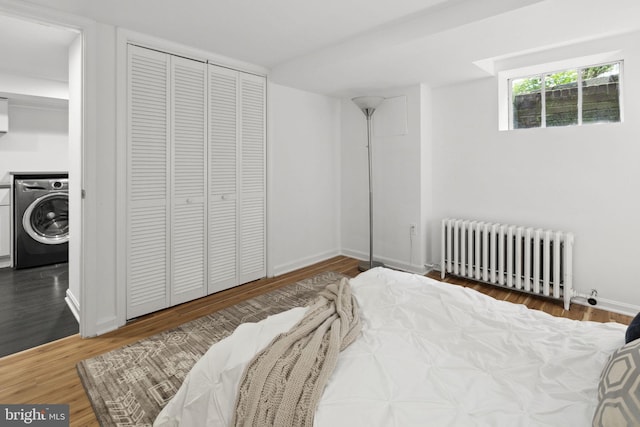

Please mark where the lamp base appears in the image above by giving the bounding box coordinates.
[357,260,385,272]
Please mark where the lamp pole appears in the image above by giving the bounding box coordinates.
[352,96,385,272]
[364,108,375,270]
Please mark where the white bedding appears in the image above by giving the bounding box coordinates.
[155,267,625,426]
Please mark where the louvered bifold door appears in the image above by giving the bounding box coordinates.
[126,45,170,319]
[170,56,207,306]
[208,64,238,294]
[238,73,266,284]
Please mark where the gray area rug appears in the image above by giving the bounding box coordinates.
[77,271,347,426]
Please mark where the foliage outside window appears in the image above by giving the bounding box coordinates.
[510,62,621,129]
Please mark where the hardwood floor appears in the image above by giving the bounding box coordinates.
[428,271,634,324]
[0,263,78,357]
[0,256,631,426]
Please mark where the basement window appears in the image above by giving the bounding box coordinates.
[508,61,622,130]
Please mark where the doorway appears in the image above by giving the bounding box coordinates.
[0,13,83,356]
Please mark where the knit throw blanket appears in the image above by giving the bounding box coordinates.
[233,278,361,427]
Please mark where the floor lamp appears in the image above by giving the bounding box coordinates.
[352,96,385,272]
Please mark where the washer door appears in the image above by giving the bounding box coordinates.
[22,192,69,245]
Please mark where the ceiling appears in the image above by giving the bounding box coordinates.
[5,0,640,97]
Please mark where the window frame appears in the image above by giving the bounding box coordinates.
[499,57,624,131]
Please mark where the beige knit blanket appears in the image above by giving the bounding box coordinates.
[233,278,361,427]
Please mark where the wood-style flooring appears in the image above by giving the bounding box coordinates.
[0,263,78,357]
[0,256,632,426]
[428,270,634,324]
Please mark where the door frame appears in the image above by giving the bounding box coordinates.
[0,2,98,337]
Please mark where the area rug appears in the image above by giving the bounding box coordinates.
[77,271,347,426]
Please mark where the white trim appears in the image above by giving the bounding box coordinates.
[617,61,625,124]
[266,83,274,278]
[498,52,623,131]
[505,76,513,132]
[571,296,640,318]
[541,74,546,128]
[79,19,98,338]
[65,289,80,323]
[577,69,583,126]
[271,249,341,277]
[115,27,128,329]
[94,316,119,336]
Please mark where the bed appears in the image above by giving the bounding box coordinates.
[154,267,632,426]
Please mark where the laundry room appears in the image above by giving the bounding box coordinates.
[0,14,80,357]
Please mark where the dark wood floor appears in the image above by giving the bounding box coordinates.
[0,263,79,357]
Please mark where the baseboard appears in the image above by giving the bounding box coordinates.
[65,289,80,323]
[94,316,121,337]
[271,249,341,277]
[340,248,428,275]
[572,296,640,317]
[0,255,10,269]
[66,290,122,336]
[434,271,638,317]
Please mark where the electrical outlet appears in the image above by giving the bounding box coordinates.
[409,223,417,236]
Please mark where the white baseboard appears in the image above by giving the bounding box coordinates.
[340,248,428,275]
[94,316,121,337]
[268,249,638,317]
[65,289,80,323]
[572,295,640,317]
[0,255,10,269]
[271,249,341,277]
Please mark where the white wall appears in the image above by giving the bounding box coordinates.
[82,25,338,335]
[14,3,639,336]
[430,32,640,313]
[420,85,434,267]
[341,85,430,273]
[0,103,68,182]
[66,24,117,334]
[268,83,341,275]
[89,23,118,334]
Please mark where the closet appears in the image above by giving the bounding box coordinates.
[126,45,265,319]
[208,65,266,294]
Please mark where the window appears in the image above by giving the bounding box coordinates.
[509,61,621,129]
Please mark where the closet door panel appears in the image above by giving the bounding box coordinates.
[208,65,238,293]
[128,206,167,317]
[209,197,236,291]
[239,198,264,278]
[127,45,170,319]
[238,73,266,284]
[171,56,207,305]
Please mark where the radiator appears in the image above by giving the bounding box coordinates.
[441,218,574,310]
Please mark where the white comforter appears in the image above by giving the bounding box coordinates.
[155,267,626,426]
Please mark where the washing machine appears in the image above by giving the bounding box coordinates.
[13,174,69,269]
